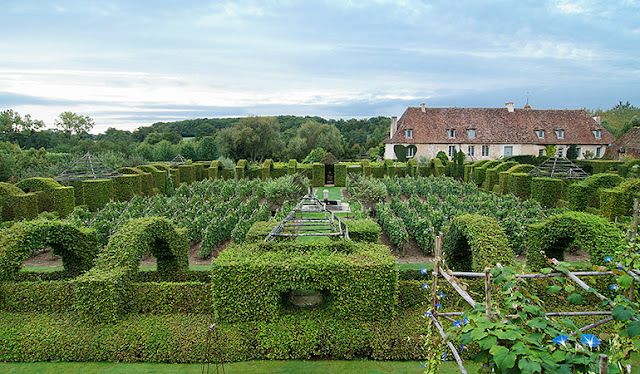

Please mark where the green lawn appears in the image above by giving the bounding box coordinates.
[314,186,342,201]
[0,360,475,374]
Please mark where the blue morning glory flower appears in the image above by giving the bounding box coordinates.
[421,267,428,274]
[460,344,465,352]
[421,362,427,368]
[435,303,442,308]
[454,320,461,327]
[425,311,432,317]
[605,257,613,262]
[462,316,468,326]
[552,335,569,346]
[422,283,429,290]
[611,284,619,290]
[581,334,600,348]
[442,353,448,362]
[439,292,446,298]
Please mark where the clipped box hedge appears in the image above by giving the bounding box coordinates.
[116,167,154,196]
[508,172,532,200]
[137,165,167,195]
[50,186,75,218]
[0,182,38,222]
[600,178,640,220]
[208,160,222,179]
[532,177,565,208]
[113,174,142,202]
[472,160,501,186]
[311,163,324,187]
[334,163,347,187]
[211,241,398,324]
[568,173,623,211]
[15,177,63,212]
[344,218,380,243]
[178,164,196,184]
[482,161,517,192]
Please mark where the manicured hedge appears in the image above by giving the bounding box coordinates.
[50,186,75,218]
[482,161,517,192]
[428,158,445,177]
[0,281,76,313]
[287,159,297,175]
[211,241,398,324]
[361,159,371,176]
[169,167,181,186]
[472,160,501,186]
[371,165,386,178]
[464,160,488,182]
[526,211,624,270]
[15,177,63,212]
[344,218,380,243]
[0,219,98,281]
[508,172,532,199]
[178,165,196,184]
[568,173,623,211]
[82,179,114,211]
[137,165,167,194]
[443,214,514,272]
[600,178,640,220]
[498,164,535,195]
[68,180,84,206]
[116,167,154,196]
[262,159,273,180]
[207,160,222,179]
[334,163,347,187]
[406,158,418,177]
[575,160,623,175]
[531,177,566,208]
[193,163,205,181]
[311,163,324,187]
[113,174,142,202]
[0,182,38,222]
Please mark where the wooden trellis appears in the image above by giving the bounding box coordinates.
[428,234,628,374]
[528,156,588,179]
[54,153,121,182]
[265,193,349,242]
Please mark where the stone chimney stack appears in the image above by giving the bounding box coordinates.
[420,103,426,113]
[505,102,515,112]
[390,116,398,138]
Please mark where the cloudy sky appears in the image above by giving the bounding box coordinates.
[1,0,639,133]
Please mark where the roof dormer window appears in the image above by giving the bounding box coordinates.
[467,129,476,139]
[536,129,545,139]
[448,129,456,139]
[593,129,601,139]
[405,128,413,139]
[555,129,564,139]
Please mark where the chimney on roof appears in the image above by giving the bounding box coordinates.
[420,103,426,113]
[592,116,601,125]
[505,102,515,113]
[390,116,398,138]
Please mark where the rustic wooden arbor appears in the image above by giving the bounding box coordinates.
[54,153,121,182]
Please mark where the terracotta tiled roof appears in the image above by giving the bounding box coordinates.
[385,107,614,146]
[603,127,640,159]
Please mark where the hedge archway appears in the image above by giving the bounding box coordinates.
[94,216,188,278]
[526,211,624,270]
[443,214,514,272]
[0,219,98,280]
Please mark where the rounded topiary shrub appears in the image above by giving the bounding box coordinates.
[526,211,624,270]
[443,214,513,272]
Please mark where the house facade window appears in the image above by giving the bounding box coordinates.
[468,145,475,156]
[467,129,476,138]
[557,148,563,157]
[555,129,565,139]
[593,130,601,139]
[481,145,489,157]
[575,147,581,158]
[538,148,545,156]
[448,145,456,157]
[448,129,456,139]
[596,147,602,158]
[406,147,415,158]
[503,146,513,157]
[405,129,413,139]
[536,129,545,139]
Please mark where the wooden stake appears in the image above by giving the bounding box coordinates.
[431,235,442,312]
[429,314,468,374]
[599,354,608,374]
[485,267,491,320]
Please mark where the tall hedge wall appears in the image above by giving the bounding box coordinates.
[568,173,623,211]
[15,177,63,212]
[116,167,154,196]
[482,161,517,192]
[82,179,114,211]
[472,160,501,186]
[334,163,347,187]
[531,177,566,208]
[211,241,398,324]
[137,165,167,195]
[178,165,196,184]
[575,160,623,175]
[526,211,624,270]
[464,160,488,183]
[428,158,445,177]
[442,214,514,272]
[498,164,535,195]
[508,173,532,199]
[208,160,222,179]
[113,174,142,202]
[0,182,38,222]
[49,186,75,218]
[311,163,325,187]
[600,178,640,221]
[361,159,371,176]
